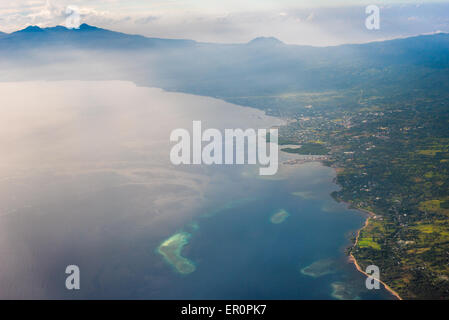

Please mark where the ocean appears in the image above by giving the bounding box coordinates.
[0,81,393,299]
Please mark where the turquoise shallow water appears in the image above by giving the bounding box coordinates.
[0,81,394,299]
[146,163,395,300]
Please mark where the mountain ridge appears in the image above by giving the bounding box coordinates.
[2,23,449,50]
[1,23,449,113]
[0,23,196,50]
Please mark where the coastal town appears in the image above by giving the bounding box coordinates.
[269,89,449,299]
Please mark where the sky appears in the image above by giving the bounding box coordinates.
[1,1,449,46]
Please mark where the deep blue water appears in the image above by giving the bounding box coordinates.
[0,82,394,299]
[143,163,395,300]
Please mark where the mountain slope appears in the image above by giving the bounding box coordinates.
[0,24,195,50]
[1,25,449,114]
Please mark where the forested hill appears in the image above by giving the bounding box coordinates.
[1,25,449,114]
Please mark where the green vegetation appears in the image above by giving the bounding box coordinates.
[269,87,449,299]
[155,33,449,299]
[7,25,449,299]
[418,200,449,216]
[357,219,383,250]
[6,23,449,299]
[281,143,329,155]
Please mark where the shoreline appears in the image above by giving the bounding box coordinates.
[322,163,403,300]
[347,205,403,300]
[286,158,404,299]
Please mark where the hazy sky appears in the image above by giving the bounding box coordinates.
[1,1,449,45]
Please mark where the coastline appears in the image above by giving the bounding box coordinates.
[324,163,403,300]
[347,206,403,300]
[291,161,403,299]
[286,155,404,299]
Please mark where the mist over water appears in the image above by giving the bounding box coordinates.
[0,81,392,299]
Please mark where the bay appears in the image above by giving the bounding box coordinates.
[0,81,393,299]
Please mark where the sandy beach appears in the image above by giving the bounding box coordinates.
[348,207,403,300]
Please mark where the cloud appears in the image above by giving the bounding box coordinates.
[305,12,315,21]
[1,1,449,46]
[135,15,159,25]
[26,0,65,23]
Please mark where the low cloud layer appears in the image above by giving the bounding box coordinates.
[1,1,449,46]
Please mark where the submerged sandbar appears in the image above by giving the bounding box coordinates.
[270,209,290,224]
[291,191,316,200]
[300,258,337,278]
[157,232,196,274]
